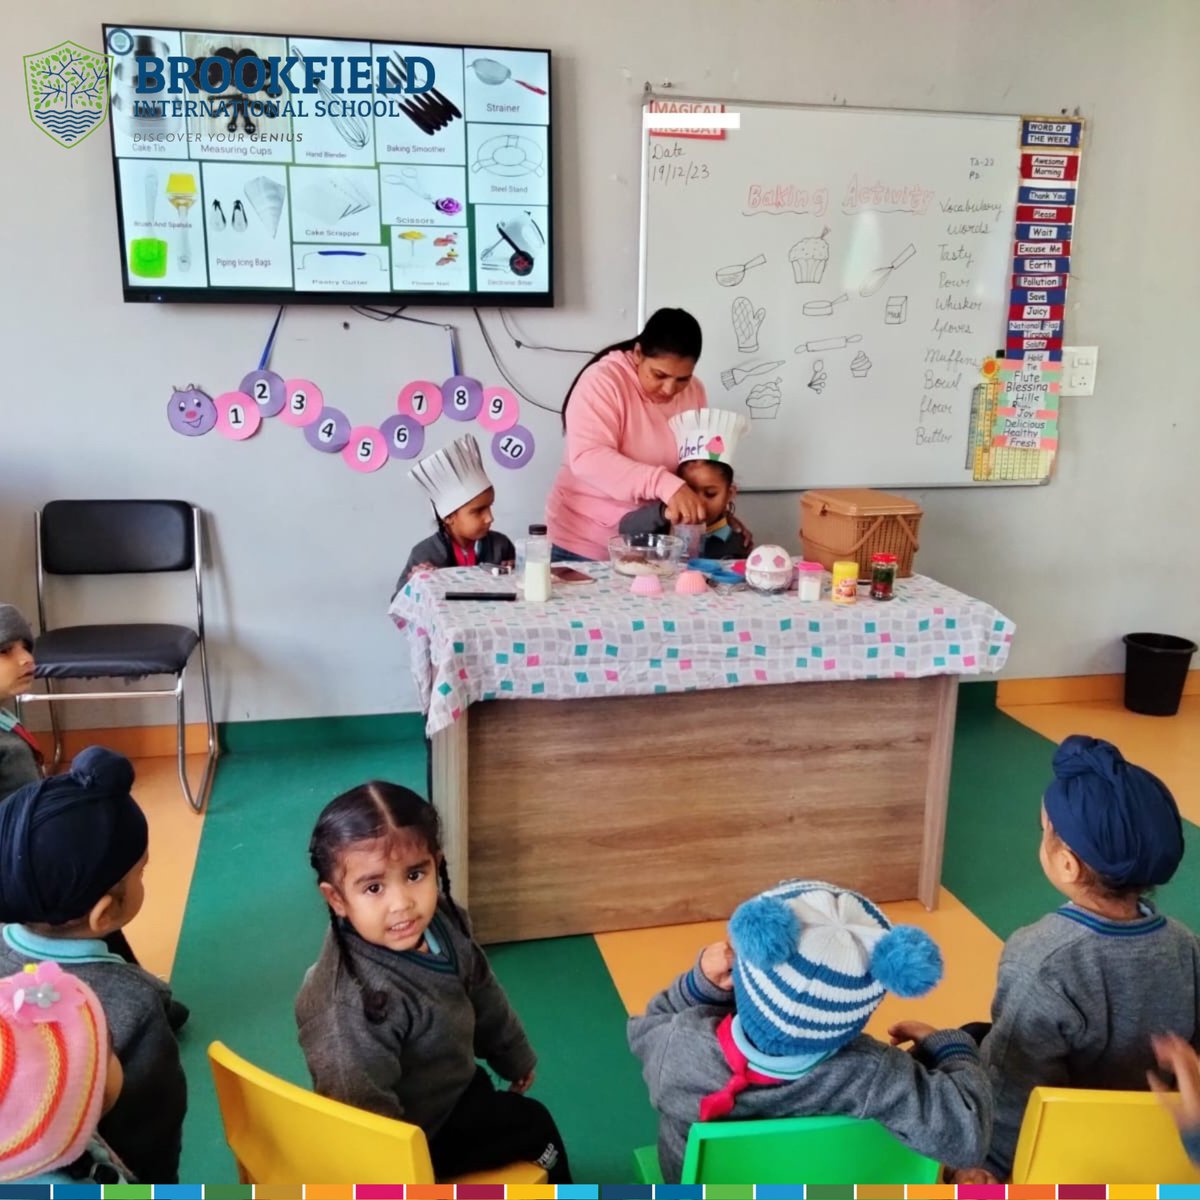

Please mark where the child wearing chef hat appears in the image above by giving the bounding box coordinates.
[394,434,516,595]
[618,408,752,559]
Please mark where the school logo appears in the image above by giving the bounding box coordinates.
[24,41,111,148]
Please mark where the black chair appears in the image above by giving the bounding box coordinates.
[20,500,217,812]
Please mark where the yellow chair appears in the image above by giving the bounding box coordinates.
[207,1041,548,1185]
[1011,1085,1200,1183]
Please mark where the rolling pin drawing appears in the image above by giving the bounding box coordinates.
[794,334,863,354]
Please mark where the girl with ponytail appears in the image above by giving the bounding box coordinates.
[296,782,571,1181]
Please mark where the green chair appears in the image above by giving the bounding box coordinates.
[634,1115,941,1184]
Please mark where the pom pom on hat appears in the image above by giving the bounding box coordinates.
[728,880,946,1059]
[729,894,798,970]
[871,925,943,997]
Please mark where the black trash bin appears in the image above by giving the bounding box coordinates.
[1122,633,1197,716]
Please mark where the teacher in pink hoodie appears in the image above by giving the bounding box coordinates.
[546,308,714,562]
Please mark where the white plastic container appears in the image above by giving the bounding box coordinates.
[796,560,824,602]
[523,523,551,602]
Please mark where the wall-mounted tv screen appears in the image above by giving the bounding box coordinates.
[102,23,552,306]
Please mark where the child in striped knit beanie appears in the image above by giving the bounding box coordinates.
[628,880,993,1183]
[0,961,132,1183]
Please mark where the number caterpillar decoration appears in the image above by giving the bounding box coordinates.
[167,374,535,474]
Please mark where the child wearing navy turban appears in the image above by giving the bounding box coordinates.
[960,735,1200,1181]
[0,747,187,1183]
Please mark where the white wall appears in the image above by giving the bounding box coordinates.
[3,0,1197,725]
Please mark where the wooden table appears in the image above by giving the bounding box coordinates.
[392,567,1012,944]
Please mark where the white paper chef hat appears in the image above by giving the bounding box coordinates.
[669,408,750,468]
[408,434,494,519]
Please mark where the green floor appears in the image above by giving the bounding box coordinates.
[171,691,1200,1181]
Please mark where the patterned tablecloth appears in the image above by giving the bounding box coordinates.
[388,565,1016,736]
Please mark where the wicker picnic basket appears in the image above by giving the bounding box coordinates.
[799,488,923,579]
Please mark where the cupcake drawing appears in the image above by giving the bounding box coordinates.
[705,435,726,460]
[745,378,783,420]
[789,226,830,284]
[850,350,872,378]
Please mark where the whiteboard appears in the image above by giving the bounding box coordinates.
[639,99,1026,490]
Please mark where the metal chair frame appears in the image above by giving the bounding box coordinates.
[16,502,217,813]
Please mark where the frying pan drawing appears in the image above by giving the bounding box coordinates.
[715,254,766,287]
[802,292,849,317]
[859,244,915,297]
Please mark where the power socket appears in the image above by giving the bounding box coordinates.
[1061,346,1099,396]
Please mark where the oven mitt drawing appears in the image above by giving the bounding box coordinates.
[731,296,767,353]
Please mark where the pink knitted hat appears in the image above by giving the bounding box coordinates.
[0,961,109,1181]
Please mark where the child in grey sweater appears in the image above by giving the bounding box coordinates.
[0,747,187,1183]
[0,604,41,800]
[628,880,993,1183]
[296,781,570,1182]
[960,734,1200,1182]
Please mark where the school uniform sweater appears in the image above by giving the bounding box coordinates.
[979,902,1200,1180]
[546,351,707,560]
[0,712,41,800]
[295,900,536,1138]
[0,925,186,1184]
[627,964,992,1183]
[617,503,751,560]
[394,530,516,599]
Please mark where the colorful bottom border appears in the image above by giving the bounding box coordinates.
[0,1187,1193,1199]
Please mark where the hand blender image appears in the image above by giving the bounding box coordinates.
[481,210,545,277]
[166,173,197,272]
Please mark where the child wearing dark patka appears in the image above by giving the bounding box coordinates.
[0,748,188,1183]
[954,735,1200,1183]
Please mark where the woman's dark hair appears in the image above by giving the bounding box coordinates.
[309,781,467,1023]
[560,307,702,432]
[680,459,734,486]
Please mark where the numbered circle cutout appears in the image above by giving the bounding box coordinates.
[304,407,351,453]
[397,380,443,426]
[442,375,483,422]
[343,426,388,473]
[380,414,425,460]
[492,425,535,469]
[240,369,286,417]
[215,392,262,440]
[280,379,323,427]
[477,386,520,433]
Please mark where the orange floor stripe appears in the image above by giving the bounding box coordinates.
[123,753,208,980]
[1001,696,1200,824]
[595,887,1002,1038]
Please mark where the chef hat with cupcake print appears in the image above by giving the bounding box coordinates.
[0,961,112,1181]
[669,408,749,469]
